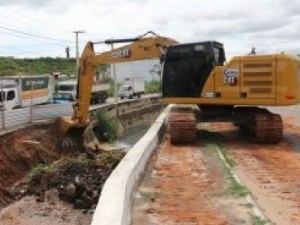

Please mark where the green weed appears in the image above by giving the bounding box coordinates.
[93,111,118,142]
[250,215,268,225]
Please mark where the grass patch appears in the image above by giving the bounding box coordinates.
[139,190,160,199]
[209,142,236,168]
[200,130,249,197]
[212,142,249,197]
[240,202,254,208]
[29,151,124,179]
[100,151,125,166]
[30,156,93,178]
[250,215,268,225]
[223,179,249,197]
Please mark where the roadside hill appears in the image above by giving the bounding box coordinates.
[0,57,76,76]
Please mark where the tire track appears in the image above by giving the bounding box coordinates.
[132,137,254,225]
[211,119,300,225]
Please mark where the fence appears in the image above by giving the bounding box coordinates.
[0,94,160,131]
[0,104,73,130]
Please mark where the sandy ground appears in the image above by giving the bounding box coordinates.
[132,105,300,225]
[207,106,300,225]
[0,196,92,225]
[132,137,254,225]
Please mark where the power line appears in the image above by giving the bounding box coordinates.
[0,7,70,34]
[0,26,72,43]
[1,7,55,31]
[0,29,68,48]
[0,14,28,31]
[0,30,75,57]
[0,45,65,55]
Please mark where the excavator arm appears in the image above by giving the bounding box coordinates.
[60,32,177,137]
[75,32,177,126]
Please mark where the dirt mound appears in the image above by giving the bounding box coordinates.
[12,151,124,210]
[0,188,14,208]
[0,123,83,209]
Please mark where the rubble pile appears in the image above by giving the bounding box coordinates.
[12,151,125,210]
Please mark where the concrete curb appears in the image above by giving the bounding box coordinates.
[91,105,171,225]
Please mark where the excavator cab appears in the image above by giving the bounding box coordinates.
[162,41,225,98]
[161,41,226,144]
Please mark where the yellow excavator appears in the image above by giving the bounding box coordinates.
[161,41,300,143]
[59,32,300,147]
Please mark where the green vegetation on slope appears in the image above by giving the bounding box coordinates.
[0,57,76,76]
[0,57,163,96]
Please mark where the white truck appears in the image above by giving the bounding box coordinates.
[118,77,145,99]
[55,79,110,104]
[0,75,50,110]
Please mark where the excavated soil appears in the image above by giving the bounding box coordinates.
[0,103,162,225]
[0,123,124,225]
[0,123,67,208]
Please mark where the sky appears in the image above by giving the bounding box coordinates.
[0,0,299,78]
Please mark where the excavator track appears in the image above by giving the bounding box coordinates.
[168,107,197,144]
[234,107,283,143]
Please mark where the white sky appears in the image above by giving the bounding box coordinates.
[0,0,299,60]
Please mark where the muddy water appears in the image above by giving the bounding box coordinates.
[114,125,150,151]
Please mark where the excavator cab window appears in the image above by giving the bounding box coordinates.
[212,42,226,65]
[162,41,225,98]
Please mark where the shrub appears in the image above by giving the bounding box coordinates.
[93,111,118,142]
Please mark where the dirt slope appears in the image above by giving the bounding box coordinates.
[0,124,66,208]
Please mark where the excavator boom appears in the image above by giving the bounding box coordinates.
[59,32,177,148]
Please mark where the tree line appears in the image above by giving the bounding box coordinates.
[0,56,162,94]
[0,57,76,76]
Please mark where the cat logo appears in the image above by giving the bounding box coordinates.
[223,68,239,86]
[111,48,132,59]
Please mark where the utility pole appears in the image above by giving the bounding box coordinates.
[110,42,118,104]
[73,30,85,76]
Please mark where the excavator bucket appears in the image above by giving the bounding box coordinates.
[56,116,87,151]
[56,116,102,151]
[57,116,78,135]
